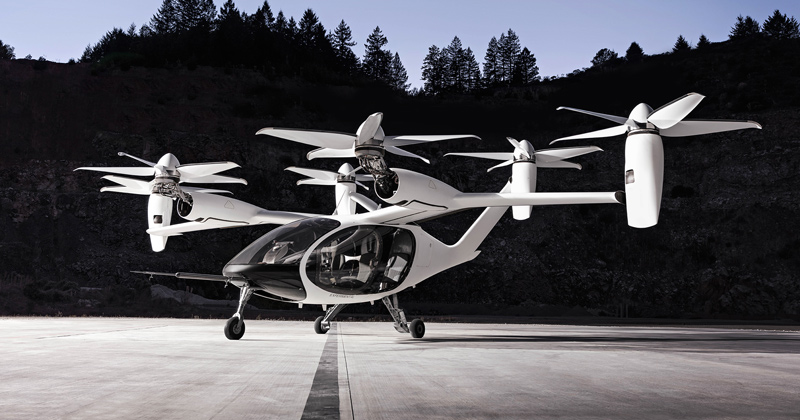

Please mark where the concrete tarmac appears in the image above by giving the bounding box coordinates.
[1,317,798,419]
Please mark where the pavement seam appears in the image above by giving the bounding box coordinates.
[339,323,356,420]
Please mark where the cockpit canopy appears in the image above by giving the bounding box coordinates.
[224,217,415,298]
[305,225,415,295]
[226,218,341,266]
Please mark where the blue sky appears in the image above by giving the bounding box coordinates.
[2,1,798,88]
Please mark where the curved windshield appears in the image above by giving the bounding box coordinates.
[227,218,340,266]
[306,225,415,295]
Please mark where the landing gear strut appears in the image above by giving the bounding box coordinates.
[314,304,347,334]
[383,295,425,338]
[225,284,253,340]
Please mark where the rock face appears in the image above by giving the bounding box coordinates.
[1,42,799,319]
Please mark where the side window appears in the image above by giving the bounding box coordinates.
[307,226,415,295]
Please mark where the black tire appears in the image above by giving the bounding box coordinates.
[410,319,425,338]
[224,317,245,340]
[314,316,330,334]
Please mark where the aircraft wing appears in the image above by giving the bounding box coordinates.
[147,210,319,237]
[452,191,625,208]
[132,271,247,287]
[351,190,624,225]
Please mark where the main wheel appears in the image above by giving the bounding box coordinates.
[314,316,330,334]
[224,317,245,340]
[410,319,425,338]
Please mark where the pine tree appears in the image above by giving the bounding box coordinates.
[0,39,14,60]
[697,34,711,48]
[729,15,761,40]
[363,26,390,82]
[175,0,217,32]
[274,11,288,36]
[673,35,690,52]
[298,9,325,49]
[483,37,499,87]
[421,45,445,95]
[625,41,644,63]
[331,20,359,73]
[464,47,481,92]
[591,48,618,67]
[512,47,539,85]
[443,36,467,92]
[498,29,521,85]
[254,0,275,28]
[763,9,800,40]
[389,52,409,92]
[150,0,178,34]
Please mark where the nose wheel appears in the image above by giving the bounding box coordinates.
[224,316,245,340]
[225,284,253,340]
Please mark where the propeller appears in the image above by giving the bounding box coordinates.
[285,163,378,215]
[256,112,480,164]
[446,138,602,220]
[551,92,762,228]
[446,137,601,172]
[75,152,247,252]
[550,92,761,143]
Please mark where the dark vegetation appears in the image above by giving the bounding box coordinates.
[1,5,799,320]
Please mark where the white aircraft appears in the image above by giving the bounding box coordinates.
[75,94,759,339]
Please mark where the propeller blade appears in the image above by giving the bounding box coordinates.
[444,152,515,161]
[557,106,628,125]
[550,125,629,144]
[356,112,384,144]
[506,137,522,149]
[101,175,151,192]
[647,92,705,129]
[256,128,355,149]
[349,192,379,212]
[660,119,762,137]
[296,179,337,186]
[385,146,430,164]
[74,166,156,176]
[355,174,373,182]
[285,167,338,182]
[487,159,515,172]
[182,187,233,195]
[178,162,239,179]
[536,161,583,170]
[385,134,480,147]
[180,174,247,185]
[118,152,157,167]
[307,147,356,160]
[534,145,603,163]
[100,186,151,195]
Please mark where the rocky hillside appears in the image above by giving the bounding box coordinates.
[1,38,798,319]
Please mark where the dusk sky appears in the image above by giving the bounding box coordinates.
[2,1,798,88]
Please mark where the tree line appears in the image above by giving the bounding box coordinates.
[582,9,799,75]
[1,6,798,93]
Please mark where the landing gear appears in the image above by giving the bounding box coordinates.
[225,284,253,340]
[382,295,425,338]
[314,304,347,334]
[224,316,245,340]
[410,319,425,338]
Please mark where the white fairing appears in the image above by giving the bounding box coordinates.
[178,191,268,223]
[335,182,357,215]
[624,132,664,228]
[511,162,537,220]
[377,168,460,209]
[147,195,173,252]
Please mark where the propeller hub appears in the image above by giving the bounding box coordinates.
[629,103,654,126]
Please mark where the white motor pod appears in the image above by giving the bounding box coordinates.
[147,195,173,252]
[177,191,266,223]
[376,168,460,209]
[511,161,537,220]
[624,132,664,228]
